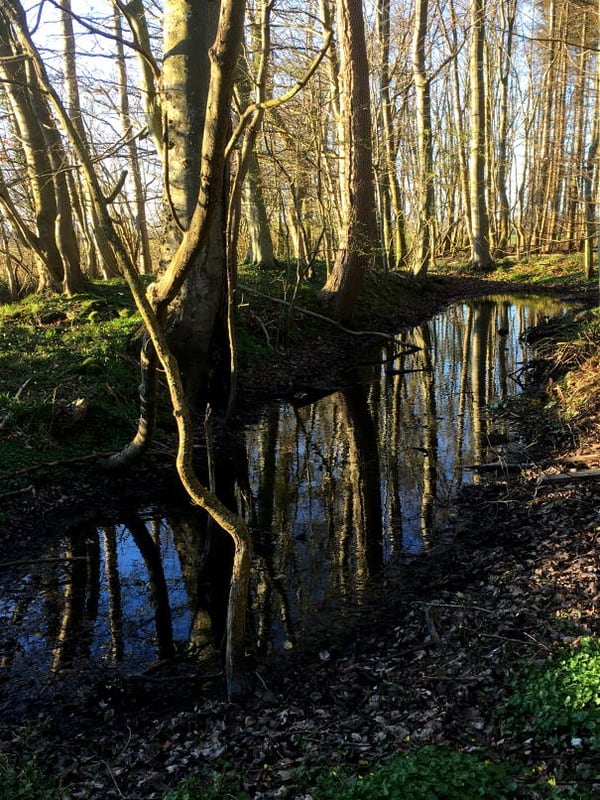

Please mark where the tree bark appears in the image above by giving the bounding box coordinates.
[468,0,492,269]
[321,0,377,322]
[411,0,435,276]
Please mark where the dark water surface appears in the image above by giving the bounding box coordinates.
[0,295,574,688]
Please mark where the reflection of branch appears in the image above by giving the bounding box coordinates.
[0,556,86,569]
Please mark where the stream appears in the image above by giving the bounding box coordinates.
[0,294,576,701]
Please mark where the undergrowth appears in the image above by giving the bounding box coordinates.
[0,757,60,800]
[0,281,143,485]
[505,637,600,745]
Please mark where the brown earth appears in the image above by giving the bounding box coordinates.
[1,272,599,799]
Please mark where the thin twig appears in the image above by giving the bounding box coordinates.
[0,557,87,569]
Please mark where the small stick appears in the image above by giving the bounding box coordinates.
[0,556,87,569]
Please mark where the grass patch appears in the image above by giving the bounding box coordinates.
[0,757,60,800]
[486,254,588,286]
[436,253,590,286]
[0,280,143,483]
[310,747,516,799]
[162,747,516,800]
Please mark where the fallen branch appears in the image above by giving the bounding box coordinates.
[460,462,525,472]
[554,453,600,466]
[239,283,415,344]
[538,468,600,484]
[432,602,493,614]
[0,484,34,500]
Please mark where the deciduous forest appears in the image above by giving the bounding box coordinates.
[1,0,600,798]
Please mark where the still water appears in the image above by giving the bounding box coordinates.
[0,295,573,683]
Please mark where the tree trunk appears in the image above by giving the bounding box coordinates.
[0,13,63,291]
[494,0,516,256]
[321,0,377,322]
[160,0,228,409]
[468,0,492,269]
[244,151,276,268]
[411,0,435,276]
[113,6,153,276]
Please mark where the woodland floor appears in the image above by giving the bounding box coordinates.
[1,271,600,798]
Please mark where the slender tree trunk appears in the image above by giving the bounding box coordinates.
[113,6,153,276]
[244,150,275,267]
[376,0,407,269]
[494,0,516,256]
[447,0,472,248]
[584,17,600,278]
[411,0,435,276]
[0,16,63,290]
[468,0,492,269]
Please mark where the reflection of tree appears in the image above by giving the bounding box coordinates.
[169,512,221,661]
[51,530,93,670]
[413,325,438,541]
[457,303,474,474]
[125,514,175,660]
[496,301,510,397]
[248,404,296,653]
[101,526,123,662]
[382,338,407,550]
[337,383,384,587]
[85,530,100,623]
[470,301,494,468]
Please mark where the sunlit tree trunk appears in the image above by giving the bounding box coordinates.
[59,0,112,284]
[531,0,558,251]
[446,0,472,250]
[159,0,228,408]
[584,3,600,278]
[321,0,377,322]
[236,3,276,270]
[376,0,407,269]
[468,0,492,269]
[112,6,153,275]
[411,0,435,276]
[244,150,276,267]
[0,14,63,291]
[494,0,516,256]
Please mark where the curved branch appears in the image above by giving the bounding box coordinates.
[225,27,333,159]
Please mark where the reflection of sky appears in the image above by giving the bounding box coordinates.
[244,295,571,646]
[2,518,192,673]
[3,295,574,679]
